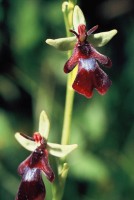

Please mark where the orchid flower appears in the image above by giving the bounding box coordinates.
[46,5,117,98]
[15,111,77,200]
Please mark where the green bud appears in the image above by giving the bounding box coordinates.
[60,163,69,179]
[62,1,68,13]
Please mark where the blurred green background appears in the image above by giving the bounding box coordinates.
[0,0,134,199]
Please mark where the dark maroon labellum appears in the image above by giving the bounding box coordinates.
[16,142,55,200]
[16,168,45,200]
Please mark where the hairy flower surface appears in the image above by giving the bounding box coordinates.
[64,24,112,98]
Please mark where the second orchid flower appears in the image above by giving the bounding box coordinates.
[15,111,77,200]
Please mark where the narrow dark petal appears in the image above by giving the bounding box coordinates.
[90,45,112,68]
[64,46,79,73]
[87,25,98,35]
[20,132,35,141]
[16,167,45,200]
[69,29,79,38]
[72,58,111,98]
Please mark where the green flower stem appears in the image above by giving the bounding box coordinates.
[52,2,77,200]
[61,1,76,145]
[52,2,76,200]
[61,71,75,145]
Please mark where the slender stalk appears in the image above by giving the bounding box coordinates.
[61,1,76,145]
[52,2,77,200]
[61,72,74,145]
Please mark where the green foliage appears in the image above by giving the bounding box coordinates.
[69,150,109,182]
[11,1,42,51]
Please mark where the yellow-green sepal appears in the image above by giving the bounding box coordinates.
[46,36,76,51]
[47,142,78,157]
[15,132,38,151]
[88,29,118,47]
[73,5,86,31]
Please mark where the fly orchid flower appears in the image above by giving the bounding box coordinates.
[46,5,117,98]
[64,24,112,98]
[15,111,77,200]
[15,137,53,200]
